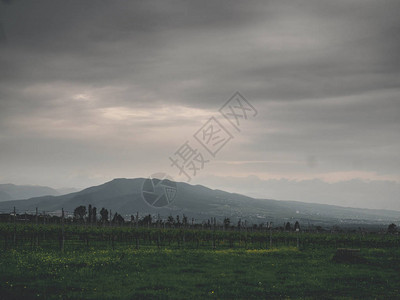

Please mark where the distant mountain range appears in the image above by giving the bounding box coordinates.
[0,184,62,202]
[0,178,399,227]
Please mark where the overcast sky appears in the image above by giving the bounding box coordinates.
[1,0,399,210]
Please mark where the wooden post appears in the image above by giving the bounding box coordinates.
[130,215,133,228]
[43,210,46,241]
[35,207,39,247]
[61,208,65,253]
[265,223,268,249]
[212,218,216,250]
[13,207,16,246]
[245,220,248,249]
[270,222,273,249]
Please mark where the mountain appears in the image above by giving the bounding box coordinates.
[0,190,12,202]
[0,178,399,227]
[0,184,60,201]
[56,187,79,195]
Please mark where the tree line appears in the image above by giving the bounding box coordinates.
[1,204,398,234]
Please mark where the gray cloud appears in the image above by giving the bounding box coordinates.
[0,0,399,209]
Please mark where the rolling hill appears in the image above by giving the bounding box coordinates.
[0,178,399,227]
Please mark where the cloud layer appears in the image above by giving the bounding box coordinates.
[0,0,399,209]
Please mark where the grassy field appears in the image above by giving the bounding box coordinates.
[0,224,400,299]
[1,242,400,299]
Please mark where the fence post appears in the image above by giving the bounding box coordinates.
[182,228,185,248]
[245,220,248,249]
[13,206,16,246]
[212,218,216,250]
[43,210,46,241]
[35,207,39,247]
[61,208,65,253]
[270,222,273,249]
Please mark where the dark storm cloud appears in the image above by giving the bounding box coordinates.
[0,1,264,78]
[1,0,399,107]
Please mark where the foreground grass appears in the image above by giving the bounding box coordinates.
[1,246,399,299]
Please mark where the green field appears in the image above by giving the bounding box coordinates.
[1,224,400,299]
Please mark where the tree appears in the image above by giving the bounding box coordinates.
[294,221,300,232]
[237,219,241,229]
[285,222,291,231]
[112,212,124,225]
[88,204,92,224]
[92,207,97,223]
[182,214,188,226]
[167,215,174,226]
[100,207,108,223]
[388,223,397,234]
[223,217,231,229]
[73,205,87,222]
[142,214,152,226]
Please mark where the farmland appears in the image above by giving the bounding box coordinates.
[0,223,400,299]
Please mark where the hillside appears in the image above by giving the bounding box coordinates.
[0,178,399,226]
[0,184,60,201]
